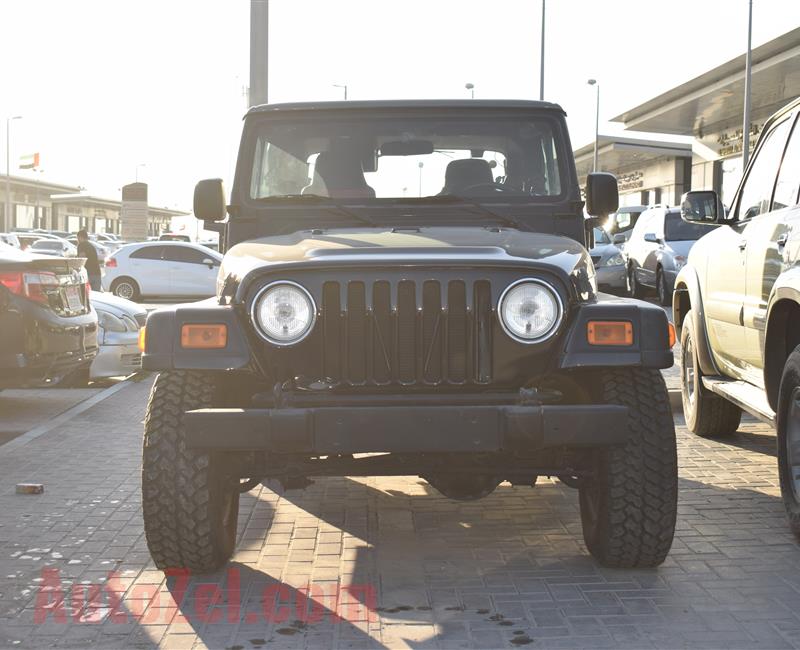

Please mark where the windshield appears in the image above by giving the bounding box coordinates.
[249,115,563,201]
[664,213,718,241]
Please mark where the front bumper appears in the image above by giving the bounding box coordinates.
[90,330,142,379]
[595,264,627,290]
[183,403,628,454]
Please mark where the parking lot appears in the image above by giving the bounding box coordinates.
[0,304,798,650]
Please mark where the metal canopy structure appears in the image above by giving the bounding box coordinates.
[611,27,800,139]
[573,135,693,181]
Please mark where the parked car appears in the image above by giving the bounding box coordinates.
[198,239,220,252]
[604,205,646,243]
[139,99,678,573]
[66,237,109,265]
[29,238,78,258]
[0,233,21,248]
[102,241,222,300]
[0,242,98,387]
[625,206,718,305]
[89,292,145,380]
[158,233,192,242]
[673,96,800,537]
[589,227,626,294]
[16,234,42,250]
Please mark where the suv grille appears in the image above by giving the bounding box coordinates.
[320,279,494,386]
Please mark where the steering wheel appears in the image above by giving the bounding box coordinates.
[458,182,514,193]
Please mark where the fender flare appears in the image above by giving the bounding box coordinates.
[672,265,719,376]
[763,272,800,409]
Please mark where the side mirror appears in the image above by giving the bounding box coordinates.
[612,233,627,245]
[202,257,218,268]
[585,172,619,218]
[680,190,722,223]
[644,232,660,244]
[194,178,227,223]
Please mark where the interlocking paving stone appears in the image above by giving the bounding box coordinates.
[0,374,797,648]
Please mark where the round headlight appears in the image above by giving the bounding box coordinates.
[252,281,316,345]
[499,280,562,343]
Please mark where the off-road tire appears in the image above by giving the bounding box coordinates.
[110,277,140,301]
[142,371,239,573]
[777,347,800,541]
[578,367,677,568]
[656,269,671,306]
[681,311,741,437]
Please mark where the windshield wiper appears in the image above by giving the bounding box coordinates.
[253,194,378,228]
[426,195,524,231]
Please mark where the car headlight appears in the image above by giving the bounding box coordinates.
[604,254,625,266]
[499,279,563,343]
[98,310,127,333]
[252,281,316,345]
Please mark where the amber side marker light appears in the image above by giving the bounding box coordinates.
[587,321,634,346]
[668,322,677,348]
[181,323,228,349]
[137,327,146,352]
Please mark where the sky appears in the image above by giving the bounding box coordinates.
[2,0,800,212]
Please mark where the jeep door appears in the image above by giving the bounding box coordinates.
[742,112,800,383]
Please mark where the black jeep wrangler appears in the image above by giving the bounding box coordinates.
[141,100,677,572]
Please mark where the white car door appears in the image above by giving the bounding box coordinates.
[162,246,219,297]
[126,245,170,296]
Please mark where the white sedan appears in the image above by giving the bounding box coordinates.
[102,241,222,300]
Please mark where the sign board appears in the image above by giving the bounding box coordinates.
[19,153,40,169]
[120,182,149,241]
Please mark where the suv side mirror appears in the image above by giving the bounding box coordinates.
[612,233,627,245]
[194,179,227,223]
[585,172,619,218]
[644,232,661,244]
[681,190,722,223]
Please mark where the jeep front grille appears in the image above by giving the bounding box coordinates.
[320,279,494,386]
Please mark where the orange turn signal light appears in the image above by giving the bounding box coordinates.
[137,327,146,352]
[587,320,634,346]
[668,322,676,348]
[180,323,227,349]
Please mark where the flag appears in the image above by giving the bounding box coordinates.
[19,153,40,170]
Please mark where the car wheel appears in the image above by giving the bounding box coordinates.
[656,269,671,306]
[110,277,140,301]
[680,310,741,437]
[777,347,800,541]
[628,266,644,298]
[142,371,240,573]
[578,367,677,568]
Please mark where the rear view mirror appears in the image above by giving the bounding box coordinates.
[379,140,435,156]
[585,173,619,218]
[681,190,722,223]
[194,178,227,223]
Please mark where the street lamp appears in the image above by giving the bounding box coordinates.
[418,161,424,197]
[333,84,348,100]
[587,79,600,172]
[742,0,754,169]
[465,83,475,99]
[135,163,146,182]
[5,115,22,232]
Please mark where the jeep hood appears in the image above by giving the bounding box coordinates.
[220,227,596,300]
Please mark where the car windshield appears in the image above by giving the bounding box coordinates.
[664,213,718,241]
[249,114,563,201]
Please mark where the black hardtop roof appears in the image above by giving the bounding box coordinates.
[245,99,566,118]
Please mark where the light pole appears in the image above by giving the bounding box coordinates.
[418,161,424,197]
[34,168,44,229]
[587,79,600,172]
[742,0,753,169]
[135,163,146,182]
[539,0,546,100]
[333,84,348,100]
[5,115,22,232]
[465,83,475,99]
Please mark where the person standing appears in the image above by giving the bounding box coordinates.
[76,229,101,291]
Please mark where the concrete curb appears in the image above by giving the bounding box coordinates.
[0,380,133,456]
[668,388,682,413]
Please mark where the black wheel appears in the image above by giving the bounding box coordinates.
[628,265,645,298]
[142,371,240,573]
[110,277,140,301]
[656,268,671,306]
[578,367,677,568]
[680,311,741,437]
[777,347,800,540]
